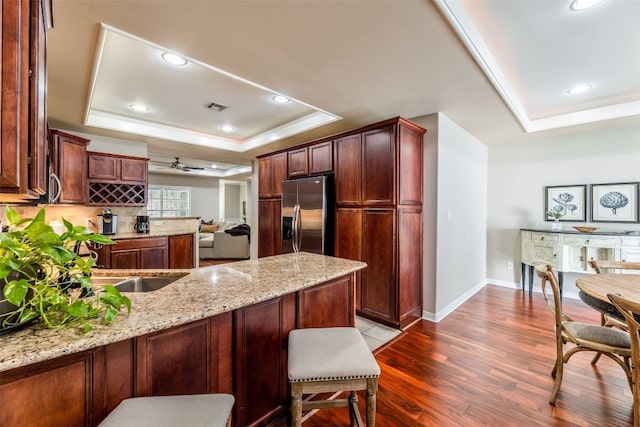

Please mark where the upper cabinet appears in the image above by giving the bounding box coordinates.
[49,129,89,204]
[0,0,52,202]
[287,141,333,178]
[258,152,287,198]
[87,152,148,206]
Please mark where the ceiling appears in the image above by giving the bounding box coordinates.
[46,0,640,179]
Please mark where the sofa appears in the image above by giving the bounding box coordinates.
[198,220,250,260]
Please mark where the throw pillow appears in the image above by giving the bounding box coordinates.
[199,219,214,231]
[200,224,218,233]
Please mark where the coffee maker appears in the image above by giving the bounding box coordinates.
[97,209,118,235]
[134,215,150,234]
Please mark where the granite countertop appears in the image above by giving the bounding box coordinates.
[0,253,366,373]
[106,230,196,240]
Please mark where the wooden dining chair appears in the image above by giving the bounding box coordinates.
[589,260,640,330]
[608,293,640,427]
[535,264,632,405]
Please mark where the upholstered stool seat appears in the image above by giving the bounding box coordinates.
[98,394,235,427]
[288,327,381,426]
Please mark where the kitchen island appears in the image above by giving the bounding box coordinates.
[0,253,366,427]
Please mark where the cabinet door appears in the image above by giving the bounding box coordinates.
[120,157,148,182]
[362,125,395,206]
[55,132,88,204]
[397,122,423,206]
[29,0,49,196]
[140,246,168,269]
[0,0,33,200]
[233,293,295,427]
[136,319,211,396]
[0,351,95,427]
[169,234,194,268]
[335,208,363,310]
[360,208,396,324]
[334,134,362,205]
[111,249,140,269]
[287,147,308,178]
[258,153,287,198]
[271,153,287,197]
[309,141,333,175]
[397,207,423,327]
[88,153,118,180]
[258,199,281,257]
[297,274,355,328]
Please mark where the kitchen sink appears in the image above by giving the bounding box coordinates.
[90,274,187,292]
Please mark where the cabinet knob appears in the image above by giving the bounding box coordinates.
[585,239,590,244]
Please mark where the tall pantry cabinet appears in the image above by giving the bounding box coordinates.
[257,117,425,330]
[334,118,425,329]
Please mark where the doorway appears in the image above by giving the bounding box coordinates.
[219,180,248,223]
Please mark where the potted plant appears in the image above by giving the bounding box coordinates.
[0,206,130,334]
[546,209,564,231]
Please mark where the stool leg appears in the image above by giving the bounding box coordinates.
[366,378,378,427]
[291,383,303,427]
[349,391,358,426]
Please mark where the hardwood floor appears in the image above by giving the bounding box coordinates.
[303,285,634,426]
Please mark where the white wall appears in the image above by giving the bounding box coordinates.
[149,173,220,221]
[487,120,640,298]
[412,113,488,319]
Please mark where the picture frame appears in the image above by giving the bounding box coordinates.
[544,184,587,222]
[591,182,639,223]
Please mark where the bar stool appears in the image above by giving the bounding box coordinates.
[288,327,381,426]
[98,394,235,427]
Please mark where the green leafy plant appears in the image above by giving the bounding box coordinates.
[546,210,564,220]
[0,206,131,333]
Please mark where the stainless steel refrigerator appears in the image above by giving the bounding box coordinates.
[281,175,334,255]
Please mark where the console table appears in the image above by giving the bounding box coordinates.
[520,229,640,295]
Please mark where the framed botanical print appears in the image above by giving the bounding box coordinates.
[591,182,639,223]
[544,185,587,222]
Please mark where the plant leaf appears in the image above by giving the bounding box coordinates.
[3,279,29,305]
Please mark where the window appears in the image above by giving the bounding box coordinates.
[147,185,191,217]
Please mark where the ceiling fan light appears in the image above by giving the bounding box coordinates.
[272,95,290,104]
[161,52,187,66]
[570,0,604,11]
[567,84,592,95]
[129,103,150,112]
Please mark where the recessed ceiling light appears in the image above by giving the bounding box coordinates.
[272,95,290,104]
[567,84,592,95]
[220,124,235,133]
[210,164,218,169]
[129,103,150,112]
[161,52,187,66]
[570,0,604,11]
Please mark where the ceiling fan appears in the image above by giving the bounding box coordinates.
[152,157,206,172]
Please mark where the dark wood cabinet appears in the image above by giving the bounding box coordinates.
[98,237,169,269]
[297,274,355,328]
[87,152,148,206]
[0,0,51,202]
[97,235,194,269]
[288,141,334,178]
[333,117,425,329]
[258,152,287,198]
[49,129,89,204]
[258,198,281,258]
[257,117,425,329]
[0,350,96,427]
[334,134,362,205]
[287,147,308,178]
[1,274,354,426]
[169,234,195,268]
[234,293,296,427]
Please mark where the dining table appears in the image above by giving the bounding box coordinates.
[576,273,640,321]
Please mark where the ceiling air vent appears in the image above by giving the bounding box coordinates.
[206,101,228,112]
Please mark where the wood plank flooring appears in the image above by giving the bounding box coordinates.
[303,285,634,426]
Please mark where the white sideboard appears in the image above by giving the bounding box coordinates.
[520,229,640,294]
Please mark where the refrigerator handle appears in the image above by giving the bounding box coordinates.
[292,204,300,252]
[295,203,302,252]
